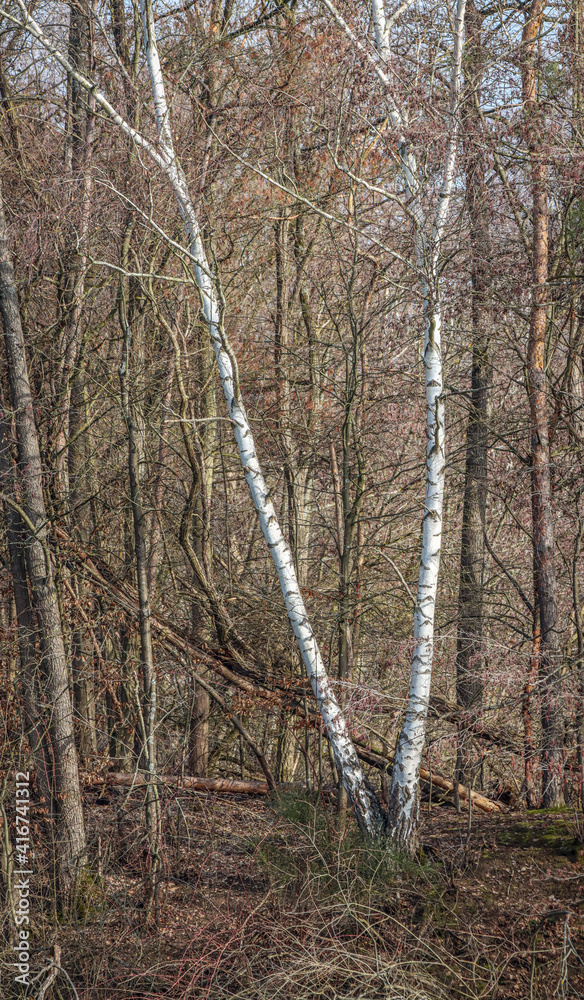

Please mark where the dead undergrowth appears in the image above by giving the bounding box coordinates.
[1,788,584,999]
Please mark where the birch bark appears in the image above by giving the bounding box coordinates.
[8,0,465,844]
[136,0,385,837]
[320,0,465,843]
[5,0,386,836]
[371,0,466,843]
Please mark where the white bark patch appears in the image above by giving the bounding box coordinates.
[388,303,445,842]
[136,0,384,838]
[386,0,466,843]
[8,0,385,839]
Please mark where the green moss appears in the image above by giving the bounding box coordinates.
[497,815,577,852]
[74,867,106,921]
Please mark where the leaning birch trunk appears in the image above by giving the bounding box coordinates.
[8,0,385,837]
[136,0,384,838]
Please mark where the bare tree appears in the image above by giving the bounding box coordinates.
[455,0,491,781]
[521,0,564,807]
[0,180,86,909]
[323,0,467,844]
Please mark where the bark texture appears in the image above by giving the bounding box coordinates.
[521,0,564,807]
[0,180,86,906]
[456,0,490,721]
[384,0,467,845]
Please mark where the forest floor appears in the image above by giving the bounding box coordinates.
[9,789,584,999]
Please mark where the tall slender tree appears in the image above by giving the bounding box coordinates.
[521,0,564,807]
[0,180,86,908]
[455,0,491,780]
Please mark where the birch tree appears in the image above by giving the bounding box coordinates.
[321,0,466,843]
[2,0,386,837]
[136,0,385,836]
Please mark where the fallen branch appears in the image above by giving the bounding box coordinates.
[81,754,501,813]
[190,669,276,789]
[55,526,299,704]
[54,527,523,769]
[354,742,502,813]
[84,772,272,796]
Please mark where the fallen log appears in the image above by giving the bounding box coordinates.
[84,772,271,796]
[81,756,501,814]
[354,743,502,814]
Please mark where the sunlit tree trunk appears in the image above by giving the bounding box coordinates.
[136,0,384,835]
[521,0,564,808]
[318,0,465,845]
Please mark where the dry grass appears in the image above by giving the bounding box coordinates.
[1,790,584,998]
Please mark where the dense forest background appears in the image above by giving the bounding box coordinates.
[0,0,584,997]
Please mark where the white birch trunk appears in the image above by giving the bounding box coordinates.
[137,0,384,838]
[6,0,384,838]
[323,0,465,842]
[387,293,445,841]
[381,0,465,842]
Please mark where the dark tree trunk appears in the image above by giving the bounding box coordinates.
[523,594,541,808]
[456,2,490,729]
[187,671,210,777]
[118,233,161,922]
[0,398,53,818]
[65,0,97,763]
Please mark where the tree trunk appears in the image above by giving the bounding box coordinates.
[455,1,490,791]
[137,0,384,835]
[0,397,53,818]
[19,0,385,837]
[64,0,97,763]
[118,254,161,919]
[68,363,98,762]
[386,0,467,846]
[523,603,541,807]
[187,675,210,777]
[573,509,584,805]
[0,180,86,908]
[521,0,564,808]
[456,1,489,723]
[386,291,446,844]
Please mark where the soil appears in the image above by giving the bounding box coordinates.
[11,790,584,999]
